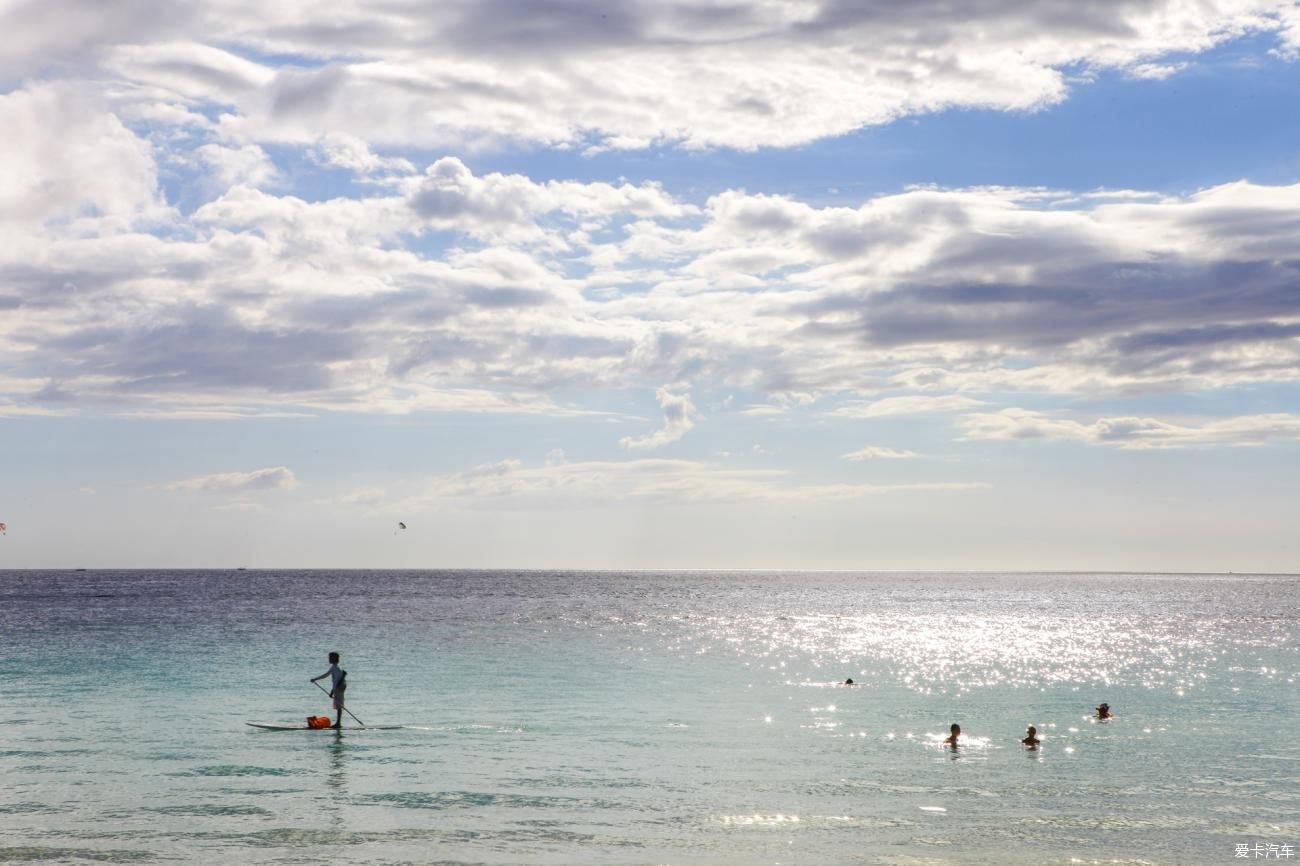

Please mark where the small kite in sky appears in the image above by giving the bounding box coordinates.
[398,522,406,530]
[0,522,6,534]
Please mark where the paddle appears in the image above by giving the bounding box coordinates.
[312,679,366,727]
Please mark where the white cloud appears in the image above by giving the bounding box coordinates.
[1127,61,1191,79]
[0,401,68,419]
[842,446,921,461]
[214,500,265,513]
[103,40,275,101]
[831,396,988,418]
[349,456,987,509]
[311,133,415,178]
[959,409,1097,443]
[4,147,1300,423]
[1274,4,1300,57]
[741,405,788,417]
[960,409,1300,449]
[0,84,164,232]
[19,1,1294,151]
[404,156,690,243]
[165,465,299,493]
[621,388,697,450]
[197,143,278,190]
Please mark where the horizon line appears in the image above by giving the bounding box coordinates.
[1,566,1295,577]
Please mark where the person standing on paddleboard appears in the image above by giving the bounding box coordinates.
[310,652,347,728]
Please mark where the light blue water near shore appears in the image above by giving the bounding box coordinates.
[0,570,1296,865]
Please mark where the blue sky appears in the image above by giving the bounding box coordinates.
[481,42,1300,200]
[2,0,1299,570]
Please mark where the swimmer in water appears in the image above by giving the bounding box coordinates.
[1022,725,1040,747]
[1096,702,1112,720]
[943,723,961,747]
[843,678,855,685]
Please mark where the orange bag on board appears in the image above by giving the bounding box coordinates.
[306,715,332,729]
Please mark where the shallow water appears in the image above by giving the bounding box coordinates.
[1,570,1296,865]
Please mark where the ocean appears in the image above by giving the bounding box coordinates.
[1,570,1296,865]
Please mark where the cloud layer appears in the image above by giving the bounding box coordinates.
[3,5,1300,464]
[5,0,1299,150]
[4,137,1299,439]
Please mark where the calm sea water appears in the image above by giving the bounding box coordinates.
[0,570,1296,865]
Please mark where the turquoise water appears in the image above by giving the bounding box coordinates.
[1,570,1296,865]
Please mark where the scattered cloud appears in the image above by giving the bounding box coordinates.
[345,456,987,509]
[1127,62,1191,80]
[214,500,265,513]
[843,446,921,461]
[0,401,69,419]
[4,162,1300,422]
[621,388,697,450]
[960,409,1300,449]
[831,396,988,418]
[165,466,299,493]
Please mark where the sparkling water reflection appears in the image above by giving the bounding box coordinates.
[0,570,1296,865]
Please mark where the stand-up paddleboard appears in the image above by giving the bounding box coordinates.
[246,722,405,731]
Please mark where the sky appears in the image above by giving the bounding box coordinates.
[2,0,1300,571]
